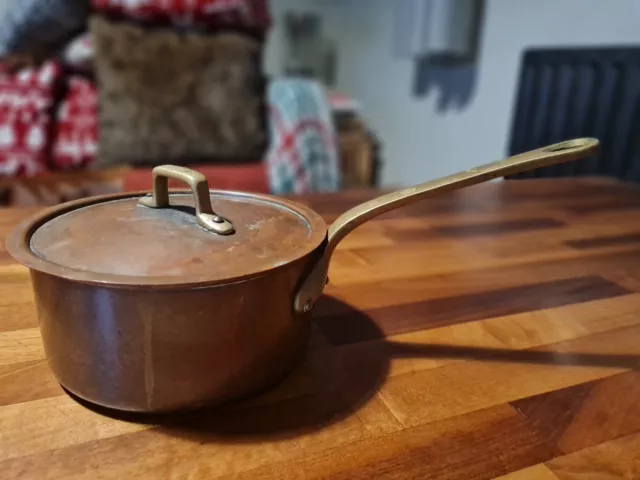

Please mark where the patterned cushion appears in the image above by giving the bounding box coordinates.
[61,33,94,72]
[90,15,267,168]
[52,75,98,170]
[0,62,62,177]
[92,0,271,32]
[266,78,340,194]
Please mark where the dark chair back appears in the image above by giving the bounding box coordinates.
[506,47,640,181]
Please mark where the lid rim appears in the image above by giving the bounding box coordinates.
[7,189,327,288]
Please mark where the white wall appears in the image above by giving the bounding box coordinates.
[264,0,346,78]
[268,0,640,187]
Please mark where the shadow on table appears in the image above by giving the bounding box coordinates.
[67,295,640,443]
[386,341,640,368]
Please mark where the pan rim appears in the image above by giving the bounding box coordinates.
[6,189,328,289]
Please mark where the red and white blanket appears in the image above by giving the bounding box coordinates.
[0,62,62,177]
[91,0,271,31]
[52,75,98,170]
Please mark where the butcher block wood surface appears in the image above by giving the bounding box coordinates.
[2,177,640,479]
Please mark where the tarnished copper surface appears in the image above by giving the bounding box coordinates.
[14,191,326,287]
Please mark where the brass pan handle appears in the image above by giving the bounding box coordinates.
[294,137,600,313]
[138,165,235,235]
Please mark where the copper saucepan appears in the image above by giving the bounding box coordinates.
[7,138,599,412]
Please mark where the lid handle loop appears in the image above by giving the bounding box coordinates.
[138,165,235,235]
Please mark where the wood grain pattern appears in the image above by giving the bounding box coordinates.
[566,198,640,215]
[546,431,640,479]
[0,360,61,407]
[2,178,640,479]
[208,404,559,480]
[493,465,560,479]
[377,323,640,429]
[318,249,640,312]
[384,218,566,242]
[0,328,45,365]
[316,276,630,344]
[566,232,640,250]
[512,370,640,455]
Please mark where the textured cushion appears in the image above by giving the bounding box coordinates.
[90,15,268,168]
[266,79,340,194]
[61,33,94,73]
[52,75,98,170]
[92,0,271,32]
[0,62,63,177]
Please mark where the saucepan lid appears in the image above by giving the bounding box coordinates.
[7,166,327,288]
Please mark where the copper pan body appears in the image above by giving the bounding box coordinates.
[28,259,318,412]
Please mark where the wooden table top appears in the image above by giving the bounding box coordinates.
[2,177,640,479]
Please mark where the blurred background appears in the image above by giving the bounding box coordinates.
[0,0,639,205]
[266,0,640,187]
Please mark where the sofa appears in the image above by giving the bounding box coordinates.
[0,0,342,205]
